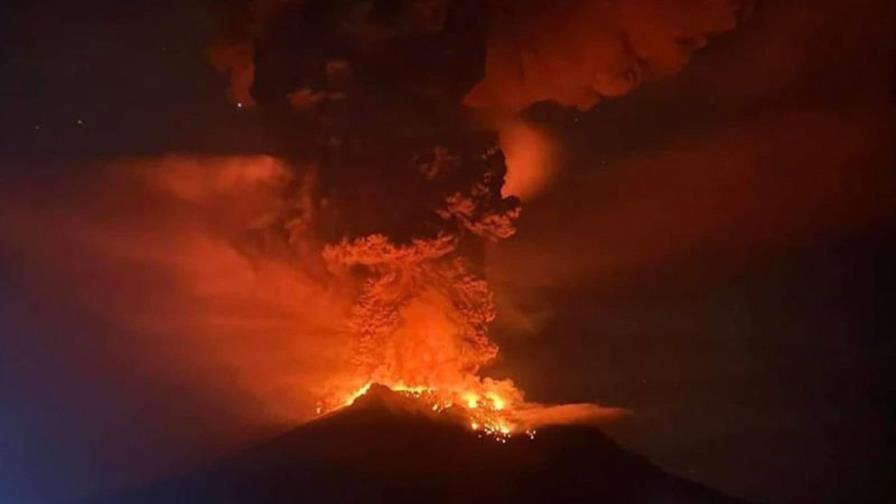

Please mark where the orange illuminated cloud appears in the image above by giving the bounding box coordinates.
[466,0,749,114]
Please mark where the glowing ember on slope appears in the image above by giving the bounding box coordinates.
[316,374,629,441]
[318,381,529,441]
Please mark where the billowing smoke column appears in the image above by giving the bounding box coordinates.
[220,0,526,420]
[208,0,750,430]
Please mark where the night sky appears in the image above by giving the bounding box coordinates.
[1,1,894,503]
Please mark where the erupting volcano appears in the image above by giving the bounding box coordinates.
[205,0,752,441]
[16,0,756,501]
[6,0,894,501]
[314,161,530,438]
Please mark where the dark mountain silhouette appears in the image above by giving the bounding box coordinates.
[92,385,751,503]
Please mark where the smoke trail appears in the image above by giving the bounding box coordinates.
[206,0,289,107]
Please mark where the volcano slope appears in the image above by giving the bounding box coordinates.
[92,386,750,503]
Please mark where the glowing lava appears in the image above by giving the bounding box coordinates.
[319,381,530,441]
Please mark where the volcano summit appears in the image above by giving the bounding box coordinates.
[94,385,750,504]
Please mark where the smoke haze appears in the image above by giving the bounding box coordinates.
[1,0,893,502]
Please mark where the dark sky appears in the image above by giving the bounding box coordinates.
[1,1,894,503]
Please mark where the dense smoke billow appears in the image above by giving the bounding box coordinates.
[209,0,751,198]
[200,0,751,405]
[210,0,752,113]
[467,0,752,114]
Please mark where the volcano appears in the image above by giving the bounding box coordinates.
[93,385,749,503]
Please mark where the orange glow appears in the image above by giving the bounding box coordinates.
[206,41,256,108]
[310,224,543,439]
[1,155,358,425]
[465,0,746,114]
[324,381,523,440]
[499,120,557,200]
[2,154,629,441]
[343,383,373,406]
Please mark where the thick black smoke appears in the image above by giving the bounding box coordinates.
[209,0,750,230]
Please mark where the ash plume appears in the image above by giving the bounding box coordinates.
[206,0,752,214]
[201,0,753,420]
[215,0,523,409]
